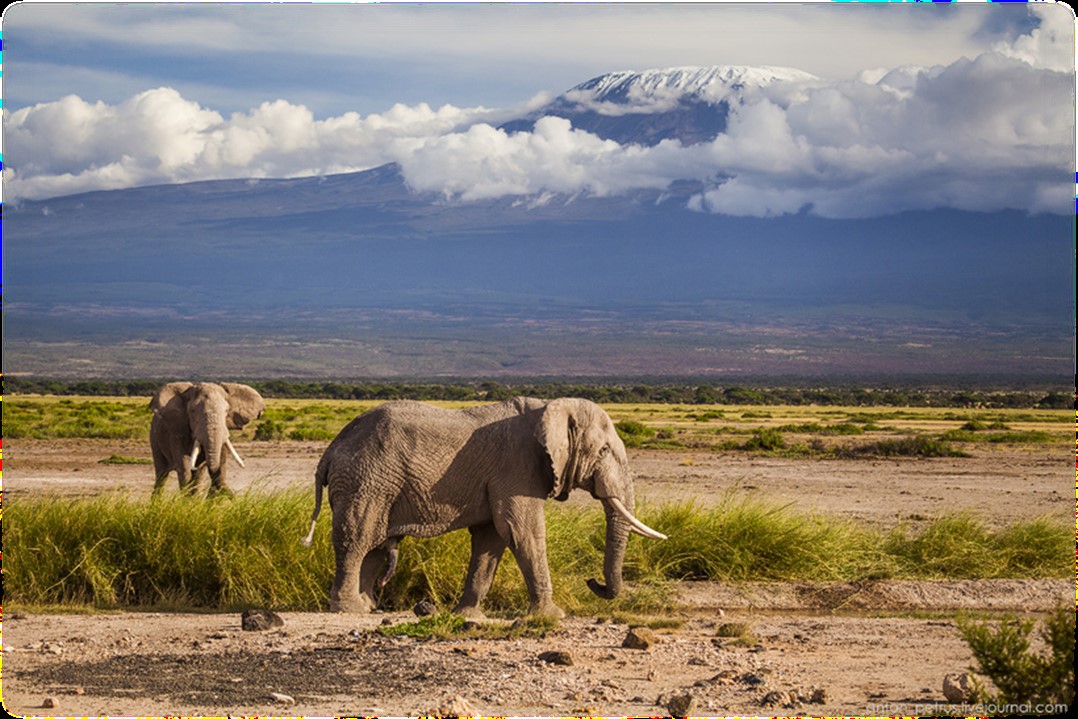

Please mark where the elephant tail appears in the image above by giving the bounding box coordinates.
[301,454,329,547]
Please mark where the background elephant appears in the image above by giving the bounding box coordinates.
[149,381,265,495]
[303,397,666,617]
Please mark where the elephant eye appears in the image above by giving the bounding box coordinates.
[598,445,611,457]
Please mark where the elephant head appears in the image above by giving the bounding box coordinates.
[149,381,264,494]
[536,398,666,601]
[185,382,265,471]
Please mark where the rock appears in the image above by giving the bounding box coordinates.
[428,694,477,717]
[461,620,482,632]
[761,690,797,707]
[41,697,58,709]
[808,687,828,704]
[414,600,438,617]
[381,617,393,625]
[666,692,695,716]
[538,650,574,666]
[622,627,657,650]
[943,672,973,703]
[241,609,284,631]
[268,692,295,705]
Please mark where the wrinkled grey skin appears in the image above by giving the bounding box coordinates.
[149,382,265,495]
[308,397,658,618]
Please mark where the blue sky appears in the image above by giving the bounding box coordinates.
[1,1,1074,216]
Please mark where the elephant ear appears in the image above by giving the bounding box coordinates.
[220,382,266,429]
[149,382,194,413]
[535,398,578,501]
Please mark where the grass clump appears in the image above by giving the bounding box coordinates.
[843,436,969,458]
[5,491,1069,613]
[98,455,152,465]
[740,428,785,452]
[957,602,1074,709]
[615,419,656,447]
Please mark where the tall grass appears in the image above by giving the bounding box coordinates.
[5,490,1069,613]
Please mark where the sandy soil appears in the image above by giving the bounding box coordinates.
[2,437,1073,717]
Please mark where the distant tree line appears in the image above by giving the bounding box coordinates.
[5,377,1072,409]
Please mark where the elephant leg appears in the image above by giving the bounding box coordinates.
[178,455,197,494]
[453,523,508,619]
[493,499,565,619]
[208,462,232,496]
[151,448,171,495]
[359,546,390,608]
[330,502,381,613]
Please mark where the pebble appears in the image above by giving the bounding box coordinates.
[622,627,657,650]
[268,692,295,705]
[666,692,695,716]
[41,697,58,709]
[943,672,973,703]
[538,650,574,666]
[414,601,438,617]
[241,609,284,631]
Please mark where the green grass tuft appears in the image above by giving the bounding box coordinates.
[5,491,1069,613]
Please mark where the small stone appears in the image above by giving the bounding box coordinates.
[943,672,973,703]
[429,694,477,716]
[538,650,574,666]
[268,692,295,705]
[666,692,695,717]
[461,620,482,632]
[414,600,438,617]
[808,687,828,704]
[241,609,284,631]
[72,687,86,696]
[761,690,795,707]
[622,627,657,650]
[381,617,393,626]
[41,697,58,709]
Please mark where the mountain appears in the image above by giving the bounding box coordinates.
[3,67,1072,381]
[500,65,815,145]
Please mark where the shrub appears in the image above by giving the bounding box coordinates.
[253,418,285,441]
[741,428,785,451]
[958,602,1074,709]
[615,419,656,448]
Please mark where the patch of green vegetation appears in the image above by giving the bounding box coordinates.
[775,422,865,435]
[615,419,656,448]
[841,436,970,458]
[377,613,559,640]
[957,602,1074,708]
[5,398,150,440]
[715,621,758,646]
[740,428,785,451]
[940,429,1055,444]
[98,455,152,465]
[5,492,1068,613]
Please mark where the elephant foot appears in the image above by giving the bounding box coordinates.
[330,593,375,613]
[527,599,566,621]
[452,604,488,621]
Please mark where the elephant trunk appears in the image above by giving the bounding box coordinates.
[587,497,632,600]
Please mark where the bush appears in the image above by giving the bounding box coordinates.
[615,419,656,448]
[252,418,285,441]
[958,602,1074,709]
[740,428,785,451]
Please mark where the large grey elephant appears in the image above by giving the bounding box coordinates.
[149,381,265,495]
[303,397,666,618]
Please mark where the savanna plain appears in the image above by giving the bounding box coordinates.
[2,394,1073,717]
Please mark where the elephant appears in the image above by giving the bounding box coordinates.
[149,381,265,495]
[302,397,667,618]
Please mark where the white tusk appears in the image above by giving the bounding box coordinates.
[608,497,668,540]
[189,441,201,468]
[225,437,246,468]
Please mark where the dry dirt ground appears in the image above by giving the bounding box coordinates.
[2,438,1073,717]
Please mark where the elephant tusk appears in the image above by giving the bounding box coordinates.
[225,437,246,468]
[608,497,668,541]
[189,441,201,468]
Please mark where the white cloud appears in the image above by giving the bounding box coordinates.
[5,39,1072,218]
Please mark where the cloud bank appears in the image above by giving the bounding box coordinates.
[5,42,1071,218]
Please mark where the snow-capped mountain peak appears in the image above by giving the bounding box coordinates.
[568,65,818,107]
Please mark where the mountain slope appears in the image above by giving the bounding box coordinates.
[500,65,815,145]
